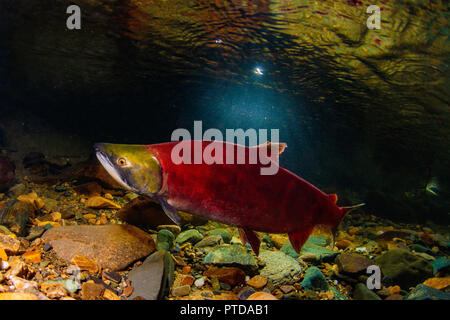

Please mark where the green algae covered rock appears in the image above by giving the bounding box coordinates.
[157,229,175,251]
[203,244,258,272]
[175,229,203,245]
[300,266,329,291]
[205,228,232,244]
[353,283,382,300]
[281,241,338,261]
[407,284,450,300]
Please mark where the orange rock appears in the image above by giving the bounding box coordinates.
[423,278,450,290]
[246,275,268,289]
[182,266,191,274]
[50,211,62,222]
[203,266,246,286]
[85,196,121,209]
[0,292,38,300]
[22,250,41,263]
[122,286,134,297]
[83,214,97,220]
[348,227,361,235]
[104,193,114,200]
[335,240,352,249]
[40,283,68,299]
[247,292,278,300]
[35,220,60,228]
[0,248,7,261]
[180,275,195,286]
[17,192,44,210]
[98,216,108,225]
[388,285,401,295]
[419,232,434,245]
[81,281,105,300]
[71,254,100,273]
[103,289,121,300]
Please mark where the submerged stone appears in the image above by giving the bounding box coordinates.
[157,229,174,251]
[300,266,329,291]
[175,229,203,245]
[128,250,174,300]
[353,283,382,300]
[281,240,338,261]
[203,244,258,272]
[374,249,433,289]
[431,257,450,274]
[42,224,155,271]
[194,235,223,249]
[205,228,232,244]
[0,200,33,236]
[259,250,301,285]
[407,284,450,300]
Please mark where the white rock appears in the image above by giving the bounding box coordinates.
[194,277,205,288]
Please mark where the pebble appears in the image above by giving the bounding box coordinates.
[247,292,278,300]
[71,254,100,273]
[431,256,450,274]
[203,244,258,272]
[175,229,203,245]
[172,285,191,297]
[0,292,38,300]
[157,229,175,251]
[194,277,205,288]
[203,266,246,286]
[81,281,105,300]
[246,275,268,289]
[407,284,450,300]
[205,229,232,244]
[353,283,382,300]
[157,225,181,236]
[300,266,329,291]
[22,250,41,263]
[0,233,23,255]
[335,253,372,274]
[422,277,450,290]
[85,196,121,209]
[180,275,195,286]
[335,239,352,249]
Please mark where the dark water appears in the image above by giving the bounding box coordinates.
[0,0,449,222]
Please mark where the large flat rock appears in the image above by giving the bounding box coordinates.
[42,224,155,271]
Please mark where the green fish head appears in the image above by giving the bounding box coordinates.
[94,143,161,196]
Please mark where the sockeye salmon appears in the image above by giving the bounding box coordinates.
[94,140,363,255]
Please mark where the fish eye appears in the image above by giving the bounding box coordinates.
[117,157,128,167]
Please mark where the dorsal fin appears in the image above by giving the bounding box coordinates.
[329,194,338,203]
[253,142,287,163]
[256,141,287,155]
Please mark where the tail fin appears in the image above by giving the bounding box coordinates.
[330,203,365,249]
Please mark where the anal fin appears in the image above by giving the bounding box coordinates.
[288,227,314,254]
[238,228,261,255]
[156,196,182,226]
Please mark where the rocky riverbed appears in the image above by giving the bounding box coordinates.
[0,158,449,300]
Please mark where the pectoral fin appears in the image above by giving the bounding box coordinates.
[238,228,261,255]
[288,227,314,253]
[157,196,182,226]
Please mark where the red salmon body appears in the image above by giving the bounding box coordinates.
[147,140,350,253]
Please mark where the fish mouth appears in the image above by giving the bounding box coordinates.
[95,149,132,191]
